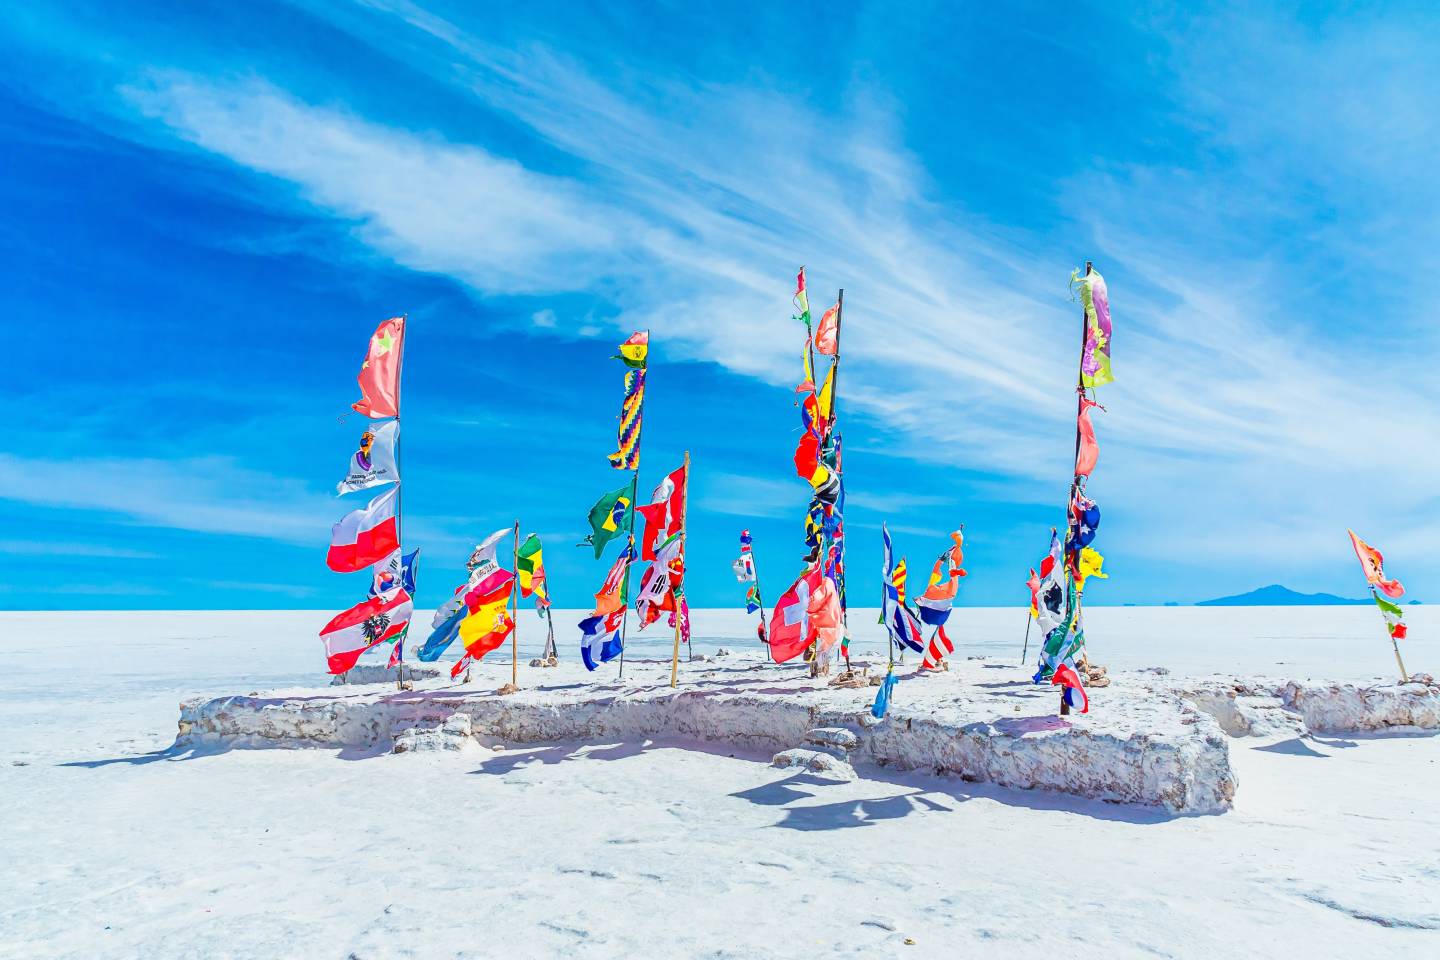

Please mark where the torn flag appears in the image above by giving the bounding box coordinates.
[814,302,839,356]
[1374,593,1408,640]
[1073,268,1113,388]
[793,266,811,326]
[352,317,405,418]
[1348,530,1405,599]
[1075,396,1101,478]
[915,530,966,626]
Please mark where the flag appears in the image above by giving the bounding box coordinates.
[744,583,762,614]
[1074,547,1107,595]
[1052,659,1090,713]
[1034,530,1066,636]
[636,532,683,628]
[337,419,400,494]
[1068,492,1100,551]
[466,528,512,575]
[871,666,897,720]
[814,302,839,355]
[582,485,633,558]
[607,367,645,471]
[769,566,824,663]
[592,543,637,617]
[516,534,548,608]
[808,575,843,657]
[881,524,925,652]
[815,363,836,423]
[615,330,649,368]
[1035,571,1085,683]
[922,625,955,670]
[370,548,419,598]
[1348,530,1404,599]
[1026,568,1042,619]
[318,588,413,675]
[456,572,515,663]
[1073,268,1113,388]
[419,604,466,662]
[326,487,400,573]
[636,463,687,560]
[388,627,405,668]
[579,609,625,671]
[352,317,405,418]
[1075,397,1100,478]
[915,530,966,626]
[793,266,811,326]
[1375,593,1408,640]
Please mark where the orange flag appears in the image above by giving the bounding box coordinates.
[352,317,405,418]
[814,302,839,355]
[1348,530,1404,599]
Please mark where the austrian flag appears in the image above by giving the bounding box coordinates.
[318,588,413,675]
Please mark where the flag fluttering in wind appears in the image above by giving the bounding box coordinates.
[607,368,645,471]
[814,302,839,355]
[793,267,810,326]
[1073,547,1107,595]
[327,487,400,573]
[636,532,683,629]
[1073,269,1113,388]
[1348,530,1405,599]
[417,530,510,662]
[915,530,966,626]
[769,566,824,663]
[370,548,419,598]
[808,575,843,657]
[922,627,954,671]
[871,666,897,719]
[1375,593,1408,640]
[318,588,414,675]
[1032,529,1065,636]
[615,330,649,368]
[1075,397,1101,478]
[579,610,625,671]
[734,530,767,641]
[881,524,925,653]
[593,543,636,616]
[1052,659,1090,713]
[338,419,400,494]
[449,572,516,676]
[637,463,687,560]
[582,484,633,559]
[516,534,548,609]
[352,317,405,418]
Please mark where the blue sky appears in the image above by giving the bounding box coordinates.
[2,1,1437,611]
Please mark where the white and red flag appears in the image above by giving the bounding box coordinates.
[327,487,399,572]
[352,317,405,418]
[636,462,687,560]
[768,566,824,663]
[922,625,955,670]
[319,588,413,674]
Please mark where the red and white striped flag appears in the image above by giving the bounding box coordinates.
[921,624,954,670]
[327,488,399,572]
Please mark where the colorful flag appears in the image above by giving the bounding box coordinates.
[1375,593,1408,640]
[871,666,897,719]
[593,543,637,616]
[318,587,413,674]
[326,487,400,573]
[636,532,683,628]
[1026,568,1042,619]
[579,609,625,671]
[922,625,954,670]
[915,530,966,626]
[1052,659,1090,713]
[352,317,405,418]
[370,547,419,598]
[1068,491,1100,551]
[1348,530,1404,599]
[1075,397,1101,478]
[338,419,400,494]
[516,534,548,608]
[637,463,687,560]
[582,484,633,558]
[808,575,843,657]
[769,566,824,663]
[1033,530,1066,636]
[456,572,515,664]
[466,528,512,575]
[881,524,925,653]
[814,302,839,355]
[1035,570,1085,683]
[1073,268,1113,388]
[1073,547,1108,595]
[388,628,405,668]
[606,367,645,472]
[615,330,649,369]
[793,266,811,326]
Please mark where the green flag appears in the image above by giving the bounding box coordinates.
[581,484,633,559]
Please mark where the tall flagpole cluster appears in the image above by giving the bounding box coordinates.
[1028,262,1115,715]
[318,317,417,685]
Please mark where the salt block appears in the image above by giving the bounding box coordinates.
[771,748,856,780]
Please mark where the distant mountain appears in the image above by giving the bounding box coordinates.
[1196,584,1370,606]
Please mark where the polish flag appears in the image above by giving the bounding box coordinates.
[327,488,399,572]
[319,588,413,675]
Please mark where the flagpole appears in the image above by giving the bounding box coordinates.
[1058,264,1094,716]
[1373,586,1409,682]
[617,329,650,681]
[394,314,408,690]
[543,601,558,661]
[831,288,848,672]
[511,519,520,689]
[669,450,691,687]
[752,534,768,647]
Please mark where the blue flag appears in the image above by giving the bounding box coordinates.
[871,666,897,719]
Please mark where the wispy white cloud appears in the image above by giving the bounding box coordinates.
[0,540,161,560]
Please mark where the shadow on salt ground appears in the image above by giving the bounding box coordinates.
[1255,737,1331,758]
[466,737,750,777]
[58,737,394,768]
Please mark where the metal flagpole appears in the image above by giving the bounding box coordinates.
[751,534,768,648]
[543,600,558,661]
[669,451,690,686]
[831,288,848,672]
[394,314,408,691]
[617,329,649,680]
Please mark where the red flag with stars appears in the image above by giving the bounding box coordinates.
[352,317,405,418]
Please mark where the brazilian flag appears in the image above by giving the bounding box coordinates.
[581,483,633,559]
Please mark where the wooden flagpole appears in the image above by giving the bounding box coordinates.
[617,330,649,680]
[393,314,409,690]
[510,519,521,689]
[1059,263,1094,716]
[669,451,691,686]
[831,288,848,672]
[751,534,768,647]
[1372,586,1409,682]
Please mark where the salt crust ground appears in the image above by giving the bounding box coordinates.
[3,609,1438,959]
